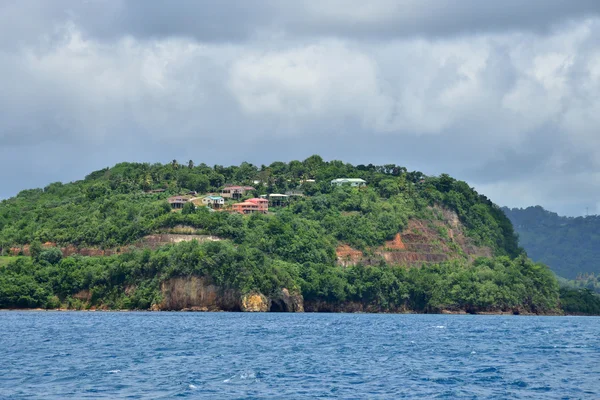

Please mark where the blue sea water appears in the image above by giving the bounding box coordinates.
[0,312,598,399]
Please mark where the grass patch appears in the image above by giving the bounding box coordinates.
[0,256,21,267]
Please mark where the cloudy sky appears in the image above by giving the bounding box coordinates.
[2,0,600,216]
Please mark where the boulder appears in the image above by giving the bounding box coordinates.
[240,292,270,312]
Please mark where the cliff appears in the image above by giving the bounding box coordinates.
[157,276,303,312]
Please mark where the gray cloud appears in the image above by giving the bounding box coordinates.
[4,1,600,45]
[1,1,600,216]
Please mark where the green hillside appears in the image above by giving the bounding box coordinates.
[503,206,600,287]
[0,156,580,314]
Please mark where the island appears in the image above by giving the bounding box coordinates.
[1,156,598,314]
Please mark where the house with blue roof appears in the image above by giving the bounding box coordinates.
[202,195,225,209]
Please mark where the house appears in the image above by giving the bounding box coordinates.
[331,178,367,187]
[168,195,192,209]
[266,193,289,207]
[285,190,305,197]
[220,185,256,200]
[202,195,225,209]
[231,198,268,214]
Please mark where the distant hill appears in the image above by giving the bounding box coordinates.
[503,206,600,280]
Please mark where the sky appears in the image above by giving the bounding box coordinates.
[2,0,600,216]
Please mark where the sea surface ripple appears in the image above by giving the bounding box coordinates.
[0,312,598,399]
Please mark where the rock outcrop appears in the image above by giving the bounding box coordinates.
[270,288,304,312]
[240,293,270,312]
[157,277,304,312]
[138,234,221,249]
[10,234,221,258]
[304,300,409,313]
[159,276,240,311]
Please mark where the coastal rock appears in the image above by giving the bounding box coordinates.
[304,300,410,313]
[240,292,270,312]
[159,276,240,311]
[270,288,304,312]
[158,277,304,312]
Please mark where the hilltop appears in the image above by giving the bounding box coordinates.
[1,156,593,314]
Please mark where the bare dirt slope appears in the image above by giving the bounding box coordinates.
[336,207,492,267]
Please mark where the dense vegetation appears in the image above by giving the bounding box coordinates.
[503,206,600,280]
[1,157,519,256]
[0,156,593,314]
[0,242,559,314]
[557,275,600,295]
[558,288,600,315]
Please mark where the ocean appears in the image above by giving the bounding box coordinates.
[0,312,598,399]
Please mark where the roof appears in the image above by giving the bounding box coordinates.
[168,195,192,203]
[285,190,304,196]
[268,193,289,198]
[233,202,260,207]
[223,185,256,191]
[205,196,224,200]
[331,178,367,183]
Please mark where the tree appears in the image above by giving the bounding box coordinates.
[30,240,42,261]
[182,202,196,215]
[39,248,62,265]
[188,160,194,169]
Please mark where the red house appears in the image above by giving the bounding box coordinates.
[231,198,268,214]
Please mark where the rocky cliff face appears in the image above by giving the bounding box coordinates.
[159,277,240,311]
[271,288,304,312]
[11,234,221,258]
[336,207,492,267]
[157,276,304,312]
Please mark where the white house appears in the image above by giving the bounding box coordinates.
[202,195,225,209]
[331,178,367,187]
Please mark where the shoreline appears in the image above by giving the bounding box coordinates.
[0,308,589,316]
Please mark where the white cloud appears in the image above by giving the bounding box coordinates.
[228,42,393,130]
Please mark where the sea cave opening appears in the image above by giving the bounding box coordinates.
[269,299,288,312]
